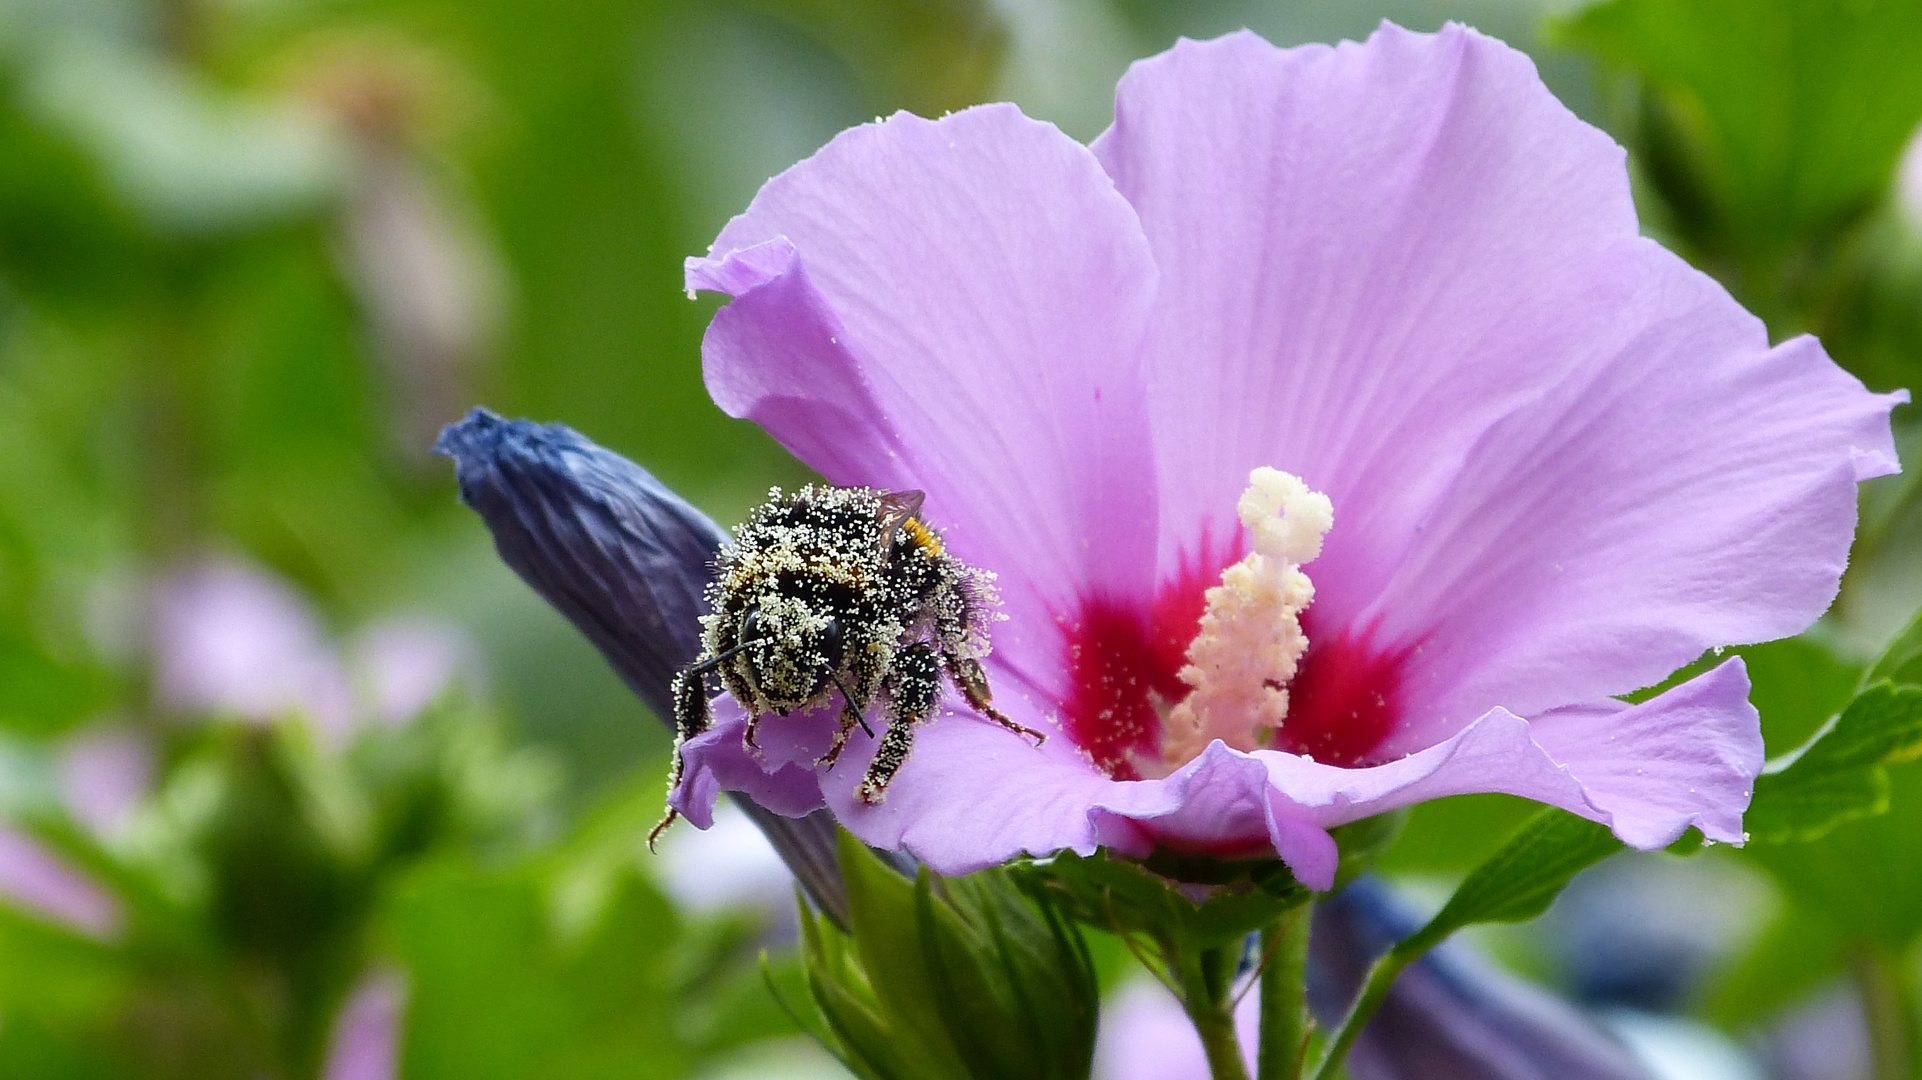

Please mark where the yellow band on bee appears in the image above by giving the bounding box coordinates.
[903,518,942,556]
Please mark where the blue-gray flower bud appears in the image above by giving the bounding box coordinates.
[436,407,851,924]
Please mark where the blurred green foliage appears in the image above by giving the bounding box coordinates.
[1560,0,1922,395]
[0,0,1917,1076]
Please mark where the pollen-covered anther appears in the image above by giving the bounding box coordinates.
[1162,467,1333,766]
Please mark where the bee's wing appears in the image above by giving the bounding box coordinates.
[875,489,926,552]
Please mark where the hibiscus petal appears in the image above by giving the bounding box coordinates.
[688,105,1162,698]
[672,697,831,827]
[1249,660,1759,886]
[1093,24,1643,616]
[825,693,1121,870]
[1091,24,1900,754]
[729,667,1745,890]
[1369,249,1901,746]
[1527,658,1761,847]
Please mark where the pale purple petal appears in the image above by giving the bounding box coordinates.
[673,696,833,828]
[689,238,918,492]
[0,825,120,938]
[1091,24,1900,755]
[1528,659,1760,847]
[1366,252,1899,752]
[1094,25,1641,610]
[679,665,1752,889]
[687,104,1161,698]
[322,968,404,1080]
[56,726,154,839]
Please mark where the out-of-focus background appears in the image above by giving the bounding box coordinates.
[0,0,1918,1077]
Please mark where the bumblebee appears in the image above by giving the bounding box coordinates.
[648,485,1045,848]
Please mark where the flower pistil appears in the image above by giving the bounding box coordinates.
[1160,468,1333,768]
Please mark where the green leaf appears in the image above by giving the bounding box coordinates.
[1375,794,1542,876]
[1747,682,1922,843]
[1304,809,1622,1080]
[1745,633,1869,754]
[1865,602,1922,688]
[1743,759,1922,950]
[1329,809,1407,891]
[1560,0,1922,260]
[391,858,691,1080]
[738,0,1007,115]
[1400,808,1622,956]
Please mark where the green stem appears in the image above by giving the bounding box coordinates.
[1257,905,1314,1080]
[1181,943,1252,1080]
[1191,999,1252,1080]
[1305,946,1416,1080]
[1851,947,1917,1080]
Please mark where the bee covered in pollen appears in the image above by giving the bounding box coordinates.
[648,485,1045,847]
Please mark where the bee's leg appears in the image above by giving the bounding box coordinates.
[817,707,861,769]
[743,713,764,751]
[648,668,711,851]
[945,655,1046,747]
[857,643,941,804]
[817,673,869,769]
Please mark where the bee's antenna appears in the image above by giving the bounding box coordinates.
[831,672,874,737]
[688,640,751,676]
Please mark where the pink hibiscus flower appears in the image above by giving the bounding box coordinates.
[669,23,1904,891]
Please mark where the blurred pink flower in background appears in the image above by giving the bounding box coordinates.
[152,557,356,739]
[322,967,405,1080]
[349,618,477,726]
[1095,978,1256,1080]
[152,556,477,744]
[0,825,121,938]
[56,725,155,839]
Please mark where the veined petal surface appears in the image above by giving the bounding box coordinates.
[688,105,1161,700]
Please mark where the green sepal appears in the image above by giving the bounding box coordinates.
[914,868,1098,1080]
[1024,848,1307,950]
[759,940,841,1059]
[794,880,920,1080]
[1746,682,1922,844]
[791,831,1098,1080]
[835,834,972,1080]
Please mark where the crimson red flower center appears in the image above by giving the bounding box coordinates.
[1060,548,1407,778]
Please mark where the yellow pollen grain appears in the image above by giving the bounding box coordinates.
[1162,467,1333,766]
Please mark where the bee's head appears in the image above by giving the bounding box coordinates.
[732,592,847,705]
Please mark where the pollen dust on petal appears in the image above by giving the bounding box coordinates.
[1161,468,1332,767]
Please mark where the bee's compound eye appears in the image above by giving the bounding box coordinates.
[818,617,845,668]
[737,608,765,647]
